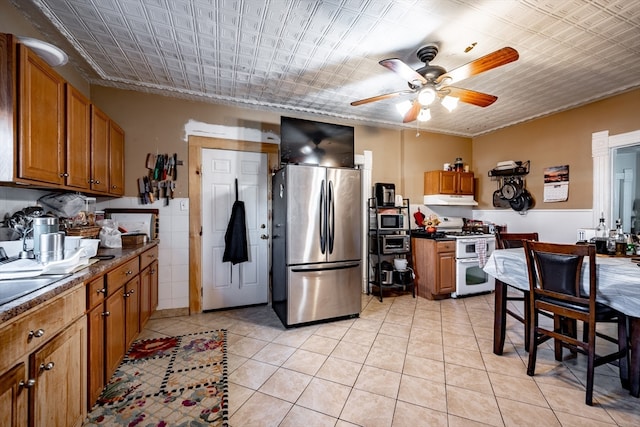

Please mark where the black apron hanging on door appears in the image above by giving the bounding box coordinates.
[223,179,249,265]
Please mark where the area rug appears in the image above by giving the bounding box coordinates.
[84,329,228,426]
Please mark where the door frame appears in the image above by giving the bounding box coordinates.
[188,135,279,314]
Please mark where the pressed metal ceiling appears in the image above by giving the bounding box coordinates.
[10,0,640,137]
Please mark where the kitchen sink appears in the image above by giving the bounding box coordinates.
[0,274,72,306]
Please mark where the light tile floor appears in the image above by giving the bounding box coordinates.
[139,291,640,426]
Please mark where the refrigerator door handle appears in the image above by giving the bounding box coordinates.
[328,180,335,254]
[291,261,360,273]
[319,179,326,254]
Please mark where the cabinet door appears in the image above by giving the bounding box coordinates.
[30,318,86,427]
[108,121,125,196]
[104,289,125,379]
[458,172,475,195]
[18,45,65,185]
[150,260,158,312]
[124,277,140,349]
[438,171,457,194]
[437,251,456,294]
[65,85,91,190]
[90,105,110,193]
[86,304,105,409]
[0,362,27,427]
[139,266,152,329]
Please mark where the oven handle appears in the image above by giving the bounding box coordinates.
[457,258,481,264]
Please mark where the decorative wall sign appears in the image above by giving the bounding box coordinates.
[543,165,569,202]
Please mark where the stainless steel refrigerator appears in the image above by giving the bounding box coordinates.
[272,164,362,327]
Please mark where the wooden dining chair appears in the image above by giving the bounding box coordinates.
[493,231,539,354]
[523,240,629,406]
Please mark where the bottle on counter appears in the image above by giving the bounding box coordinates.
[595,213,608,238]
[615,218,626,256]
[594,213,609,254]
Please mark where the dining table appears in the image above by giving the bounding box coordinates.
[484,247,640,397]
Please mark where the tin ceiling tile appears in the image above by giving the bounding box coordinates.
[12,0,640,137]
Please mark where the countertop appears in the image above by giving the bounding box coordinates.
[0,240,159,324]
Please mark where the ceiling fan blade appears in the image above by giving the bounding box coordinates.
[379,58,428,85]
[350,90,412,106]
[403,100,421,123]
[436,47,519,85]
[446,87,498,107]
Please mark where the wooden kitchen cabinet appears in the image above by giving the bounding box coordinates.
[124,277,140,349]
[0,285,86,426]
[30,318,86,427]
[109,120,125,196]
[104,285,126,379]
[0,32,125,196]
[412,238,456,300]
[424,170,475,195]
[91,105,125,196]
[140,256,158,329]
[17,42,66,185]
[90,105,110,194]
[66,84,92,190]
[0,363,27,427]
[86,276,106,407]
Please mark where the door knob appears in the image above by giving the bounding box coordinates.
[260,234,269,240]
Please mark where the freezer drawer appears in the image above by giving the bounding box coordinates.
[285,262,361,326]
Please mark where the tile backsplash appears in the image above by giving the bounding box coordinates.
[1,187,189,311]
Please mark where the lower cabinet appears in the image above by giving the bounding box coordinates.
[0,286,86,426]
[85,244,159,409]
[412,238,456,299]
[30,318,86,427]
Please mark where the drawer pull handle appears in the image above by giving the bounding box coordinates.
[97,288,106,294]
[125,270,133,275]
[102,311,110,316]
[28,329,45,339]
[40,362,55,371]
[150,268,156,274]
[19,379,36,388]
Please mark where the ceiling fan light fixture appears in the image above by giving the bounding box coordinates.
[417,86,436,106]
[418,108,431,122]
[441,95,459,112]
[396,100,413,116]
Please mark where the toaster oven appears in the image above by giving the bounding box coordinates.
[370,234,410,254]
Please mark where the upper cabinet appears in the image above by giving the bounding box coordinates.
[0,32,125,197]
[424,170,475,195]
[66,84,92,190]
[17,43,66,185]
[108,120,125,196]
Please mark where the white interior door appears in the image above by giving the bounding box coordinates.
[201,149,268,310]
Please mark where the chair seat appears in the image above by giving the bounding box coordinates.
[539,296,621,320]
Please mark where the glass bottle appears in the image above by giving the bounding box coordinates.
[595,213,607,238]
[615,218,626,256]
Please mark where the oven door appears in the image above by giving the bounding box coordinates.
[453,258,495,298]
[456,237,496,259]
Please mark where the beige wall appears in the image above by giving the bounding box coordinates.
[473,89,640,210]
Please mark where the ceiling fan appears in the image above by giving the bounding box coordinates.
[351,44,519,123]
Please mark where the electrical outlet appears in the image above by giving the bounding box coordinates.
[180,200,188,211]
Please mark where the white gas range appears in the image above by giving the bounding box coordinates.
[438,218,496,298]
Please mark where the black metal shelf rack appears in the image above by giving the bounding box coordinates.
[367,198,415,302]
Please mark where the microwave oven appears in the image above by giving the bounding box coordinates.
[370,234,410,254]
[374,213,405,230]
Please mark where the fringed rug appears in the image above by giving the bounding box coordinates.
[84,329,228,426]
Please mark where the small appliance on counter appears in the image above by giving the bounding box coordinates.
[374,183,395,207]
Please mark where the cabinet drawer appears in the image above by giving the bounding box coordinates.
[106,258,139,296]
[86,276,106,309]
[140,245,158,270]
[0,285,85,373]
[437,241,456,253]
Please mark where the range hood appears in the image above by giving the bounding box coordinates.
[423,194,478,206]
